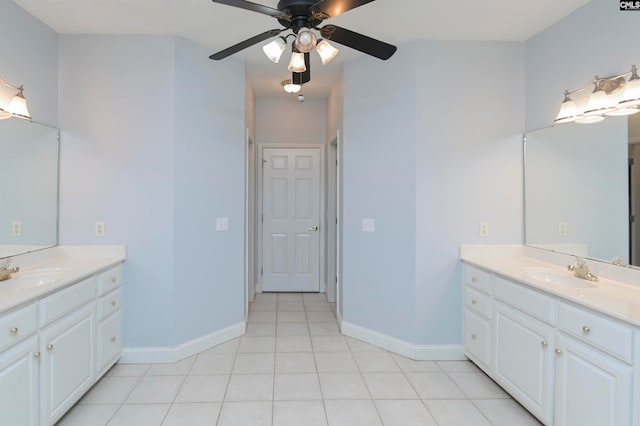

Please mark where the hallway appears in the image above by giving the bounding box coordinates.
[57,293,541,425]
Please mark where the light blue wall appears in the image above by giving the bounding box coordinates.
[526,0,640,130]
[58,35,246,347]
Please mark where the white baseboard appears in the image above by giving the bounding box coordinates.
[341,321,465,361]
[121,322,245,364]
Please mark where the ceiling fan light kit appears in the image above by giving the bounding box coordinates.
[282,79,302,93]
[209,0,397,91]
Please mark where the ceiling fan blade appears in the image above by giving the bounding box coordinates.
[211,0,286,19]
[320,25,396,60]
[312,0,374,18]
[292,52,311,85]
[209,28,283,60]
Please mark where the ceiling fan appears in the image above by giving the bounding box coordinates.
[208,0,397,85]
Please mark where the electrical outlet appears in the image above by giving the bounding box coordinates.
[558,221,568,236]
[362,218,375,232]
[12,221,22,237]
[95,222,105,237]
[216,217,229,231]
[479,222,489,238]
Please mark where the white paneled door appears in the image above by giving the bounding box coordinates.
[262,148,320,292]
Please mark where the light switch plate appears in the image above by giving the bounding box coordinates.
[479,222,489,238]
[558,221,567,236]
[95,222,105,237]
[362,218,375,232]
[216,217,229,231]
[12,221,22,237]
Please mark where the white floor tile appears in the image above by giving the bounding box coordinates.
[346,337,386,352]
[278,293,303,302]
[306,311,336,322]
[248,311,277,323]
[273,400,328,426]
[238,336,276,353]
[424,399,492,426]
[56,404,119,426]
[311,335,349,352]
[161,402,221,426]
[277,311,307,323]
[304,302,333,312]
[225,374,274,401]
[308,322,341,336]
[405,373,466,399]
[448,372,510,399]
[217,401,272,426]
[275,352,317,373]
[174,375,229,402]
[303,293,328,302]
[245,323,277,337]
[233,353,275,374]
[473,399,543,425]
[437,360,481,373]
[318,373,371,399]
[190,353,235,375]
[107,404,170,426]
[106,363,149,377]
[392,354,442,373]
[276,323,310,336]
[274,373,322,400]
[353,352,401,373]
[253,293,278,302]
[146,356,195,376]
[125,375,185,404]
[276,335,313,352]
[324,400,382,426]
[249,301,277,312]
[202,338,240,354]
[277,302,305,312]
[374,400,438,426]
[314,352,359,373]
[362,373,419,399]
[79,377,140,404]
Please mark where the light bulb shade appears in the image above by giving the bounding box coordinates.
[288,52,306,73]
[575,114,605,124]
[294,28,317,53]
[263,37,286,63]
[582,81,616,116]
[554,92,581,124]
[316,39,339,65]
[605,106,640,116]
[282,79,301,94]
[5,87,30,120]
[619,69,640,108]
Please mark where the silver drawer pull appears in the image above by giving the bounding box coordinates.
[47,344,54,351]
[555,349,562,355]
[111,300,117,306]
[10,327,18,335]
[582,326,590,335]
[34,352,41,359]
[471,334,477,340]
[541,340,548,348]
[471,276,477,282]
[111,277,117,282]
[110,336,117,342]
[471,299,477,305]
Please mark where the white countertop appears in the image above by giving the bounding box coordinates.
[460,245,640,328]
[0,245,126,314]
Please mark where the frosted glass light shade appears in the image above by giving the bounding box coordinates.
[316,39,339,65]
[582,84,615,116]
[554,92,581,124]
[263,37,286,63]
[282,79,301,94]
[288,52,306,73]
[575,114,605,124]
[294,28,317,53]
[6,91,31,120]
[619,75,640,108]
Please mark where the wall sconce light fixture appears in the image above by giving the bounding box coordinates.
[0,76,31,120]
[555,65,640,124]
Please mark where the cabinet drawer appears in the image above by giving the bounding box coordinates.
[0,303,38,352]
[494,276,555,325]
[98,266,122,296]
[464,286,491,319]
[97,288,122,322]
[463,264,491,294]
[97,311,122,373]
[40,277,97,327]
[557,302,633,364]
[463,308,491,368]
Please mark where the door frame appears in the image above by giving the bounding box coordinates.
[257,143,326,293]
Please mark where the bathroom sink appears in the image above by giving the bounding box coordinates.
[522,268,597,289]
[11,268,70,287]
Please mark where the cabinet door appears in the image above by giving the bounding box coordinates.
[555,334,633,426]
[0,336,39,426]
[96,311,122,375]
[463,308,491,369]
[494,302,554,425]
[40,303,95,426]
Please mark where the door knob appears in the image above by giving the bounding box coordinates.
[308,225,319,231]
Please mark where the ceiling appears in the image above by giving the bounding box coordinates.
[14,0,590,99]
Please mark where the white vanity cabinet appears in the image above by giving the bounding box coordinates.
[96,267,123,376]
[463,266,492,369]
[461,262,638,426]
[0,301,40,426]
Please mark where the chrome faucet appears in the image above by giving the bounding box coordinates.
[0,258,20,281]
[567,257,598,282]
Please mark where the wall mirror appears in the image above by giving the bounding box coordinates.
[0,119,59,258]
[524,114,640,268]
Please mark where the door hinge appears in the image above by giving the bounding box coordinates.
[335,276,337,283]
[630,158,635,166]
[631,215,636,223]
[261,214,263,223]
[261,267,263,276]
[336,217,338,225]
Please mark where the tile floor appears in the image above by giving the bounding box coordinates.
[57,292,542,426]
